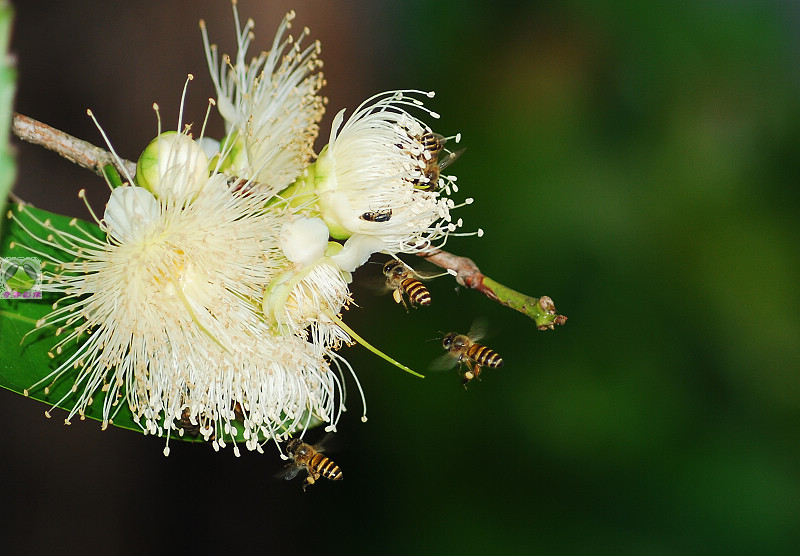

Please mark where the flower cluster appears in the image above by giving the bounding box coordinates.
[15,4,472,457]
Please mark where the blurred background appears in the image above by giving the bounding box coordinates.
[4,0,800,554]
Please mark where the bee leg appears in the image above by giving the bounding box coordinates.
[302,474,317,492]
[474,365,483,381]
[392,290,411,312]
[462,362,475,389]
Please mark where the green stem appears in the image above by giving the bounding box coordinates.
[327,312,424,378]
[102,164,123,188]
[482,277,567,330]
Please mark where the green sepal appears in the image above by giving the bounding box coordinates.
[212,132,247,174]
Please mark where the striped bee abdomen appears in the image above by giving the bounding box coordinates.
[310,454,343,481]
[401,278,431,306]
[467,344,504,368]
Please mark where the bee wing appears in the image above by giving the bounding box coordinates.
[430,351,459,372]
[410,268,445,281]
[366,273,394,296]
[311,432,343,454]
[352,260,394,296]
[405,258,451,281]
[467,318,489,343]
[437,148,466,172]
[278,462,303,481]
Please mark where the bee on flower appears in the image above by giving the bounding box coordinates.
[201,5,470,273]
[296,90,465,258]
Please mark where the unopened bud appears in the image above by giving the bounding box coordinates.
[136,131,210,201]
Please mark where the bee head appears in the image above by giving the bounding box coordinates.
[382,260,397,276]
[383,259,406,278]
[442,332,456,349]
[286,438,302,455]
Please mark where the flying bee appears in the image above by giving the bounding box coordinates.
[282,438,343,491]
[360,208,393,222]
[436,321,504,387]
[383,259,432,310]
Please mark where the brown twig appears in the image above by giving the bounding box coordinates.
[11,112,136,179]
[418,248,498,301]
[419,248,567,329]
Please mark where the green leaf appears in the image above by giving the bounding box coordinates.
[0,1,16,214]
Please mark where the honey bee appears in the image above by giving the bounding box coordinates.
[176,407,204,438]
[383,259,432,310]
[283,438,343,491]
[415,132,465,191]
[420,131,446,155]
[360,208,393,222]
[175,402,243,441]
[438,321,504,387]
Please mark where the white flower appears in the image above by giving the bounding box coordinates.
[103,185,159,243]
[201,6,325,190]
[291,90,462,256]
[17,157,355,455]
[329,233,386,272]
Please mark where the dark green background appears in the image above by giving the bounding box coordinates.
[4,1,800,554]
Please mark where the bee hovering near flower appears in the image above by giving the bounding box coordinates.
[282,437,343,491]
[383,259,432,310]
[435,320,504,388]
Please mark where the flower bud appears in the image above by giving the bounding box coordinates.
[136,131,210,202]
[279,216,329,267]
[103,186,159,243]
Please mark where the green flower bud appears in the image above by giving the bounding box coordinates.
[135,131,209,202]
